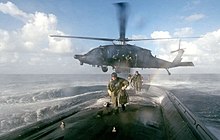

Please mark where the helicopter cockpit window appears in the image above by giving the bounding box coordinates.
[87,49,102,56]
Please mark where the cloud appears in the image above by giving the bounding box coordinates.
[151,31,171,38]
[0,52,19,64]
[0,2,73,73]
[46,31,72,54]
[0,29,9,51]
[184,13,205,22]
[174,27,193,37]
[150,31,173,53]
[0,1,30,22]
[194,29,220,65]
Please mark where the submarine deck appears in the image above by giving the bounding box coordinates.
[37,104,165,140]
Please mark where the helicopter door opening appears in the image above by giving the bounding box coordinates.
[135,50,148,67]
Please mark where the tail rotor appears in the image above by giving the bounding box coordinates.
[170,39,185,53]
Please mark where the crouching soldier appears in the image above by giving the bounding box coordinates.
[107,72,129,112]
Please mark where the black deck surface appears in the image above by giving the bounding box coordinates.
[24,104,166,140]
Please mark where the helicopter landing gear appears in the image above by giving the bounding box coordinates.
[101,66,108,72]
[166,68,171,75]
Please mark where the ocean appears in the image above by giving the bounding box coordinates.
[0,74,220,138]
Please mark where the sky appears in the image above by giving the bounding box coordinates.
[0,0,220,74]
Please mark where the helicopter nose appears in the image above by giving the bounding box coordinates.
[74,54,86,61]
[74,55,81,59]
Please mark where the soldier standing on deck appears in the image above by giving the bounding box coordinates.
[127,74,133,89]
[107,72,129,112]
[131,71,143,93]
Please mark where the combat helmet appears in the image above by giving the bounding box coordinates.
[111,72,117,77]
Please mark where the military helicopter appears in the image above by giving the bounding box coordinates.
[50,3,196,75]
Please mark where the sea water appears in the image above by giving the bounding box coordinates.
[0,74,219,137]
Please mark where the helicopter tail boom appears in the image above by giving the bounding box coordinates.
[170,62,194,68]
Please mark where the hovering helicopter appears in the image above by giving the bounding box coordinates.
[50,3,196,75]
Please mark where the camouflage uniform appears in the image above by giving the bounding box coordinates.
[107,77,129,110]
[127,74,133,88]
[131,72,143,92]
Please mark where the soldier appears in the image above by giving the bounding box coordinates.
[131,71,143,93]
[107,72,129,112]
[127,74,133,89]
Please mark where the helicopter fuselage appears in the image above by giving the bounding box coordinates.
[74,44,173,73]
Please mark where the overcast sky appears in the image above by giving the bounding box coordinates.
[0,0,220,74]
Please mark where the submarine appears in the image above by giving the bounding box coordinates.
[0,85,217,140]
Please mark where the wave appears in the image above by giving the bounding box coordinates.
[0,85,106,104]
[0,85,106,134]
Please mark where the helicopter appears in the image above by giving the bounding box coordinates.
[50,2,196,75]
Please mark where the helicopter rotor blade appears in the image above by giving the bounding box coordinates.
[50,35,116,42]
[126,36,201,41]
[50,35,201,43]
[115,2,129,44]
